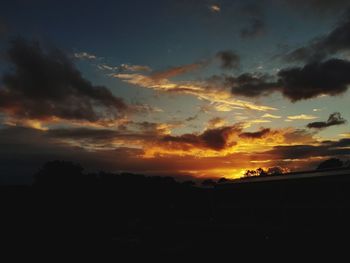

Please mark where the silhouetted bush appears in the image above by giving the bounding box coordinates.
[217,177,228,184]
[33,160,85,187]
[317,158,344,170]
[201,179,216,187]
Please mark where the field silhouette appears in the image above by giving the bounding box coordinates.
[2,159,350,259]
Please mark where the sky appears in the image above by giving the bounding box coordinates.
[0,0,350,183]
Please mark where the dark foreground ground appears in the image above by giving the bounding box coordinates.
[2,170,350,259]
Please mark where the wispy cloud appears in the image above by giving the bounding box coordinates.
[113,72,276,112]
[150,62,206,79]
[98,63,151,73]
[74,51,97,60]
[262,113,282,119]
[287,114,318,120]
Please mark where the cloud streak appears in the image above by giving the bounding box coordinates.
[74,52,97,60]
[98,63,151,73]
[288,114,318,120]
[114,72,275,112]
[285,9,350,62]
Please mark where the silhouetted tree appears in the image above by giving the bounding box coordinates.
[217,177,228,184]
[201,179,216,187]
[256,168,268,176]
[244,169,258,177]
[244,168,268,177]
[267,166,288,176]
[33,160,85,187]
[345,160,350,168]
[182,180,196,187]
[317,158,344,170]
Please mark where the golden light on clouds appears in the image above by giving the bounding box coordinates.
[113,72,276,112]
[287,114,318,120]
[262,113,282,119]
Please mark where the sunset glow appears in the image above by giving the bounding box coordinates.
[0,0,349,183]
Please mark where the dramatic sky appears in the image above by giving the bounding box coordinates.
[1,0,350,183]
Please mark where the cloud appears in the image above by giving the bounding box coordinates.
[162,124,243,151]
[155,124,312,156]
[263,138,350,162]
[285,9,350,62]
[44,121,184,152]
[239,128,271,139]
[0,123,337,183]
[228,58,350,101]
[74,52,97,60]
[0,38,127,123]
[282,129,316,144]
[288,114,318,120]
[278,59,350,101]
[216,50,240,70]
[240,18,265,39]
[239,3,266,39]
[207,117,226,128]
[185,114,198,122]
[150,62,207,80]
[227,73,278,98]
[262,113,281,119]
[307,112,347,129]
[114,72,276,112]
[98,63,151,72]
[209,4,220,13]
[47,128,120,141]
[0,125,152,183]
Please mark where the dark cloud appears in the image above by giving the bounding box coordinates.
[228,73,278,98]
[0,38,127,122]
[240,18,265,39]
[239,128,271,139]
[162,124,242,151]
[263,138,350,161]
[46,126,163,146]
[307,112,347,129]
[47,128,120,142]
[216,50,240,70]
[185,114,198,122]
[278,59,350,101]
[239,3,266,39]
[0,126,146,184]
[285,9,350,62]
[283,129,316,144]
[228,58,350,101]
[325,138,350,148]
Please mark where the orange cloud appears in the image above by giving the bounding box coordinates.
[150,62,206,80]
[113,73,276,112]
